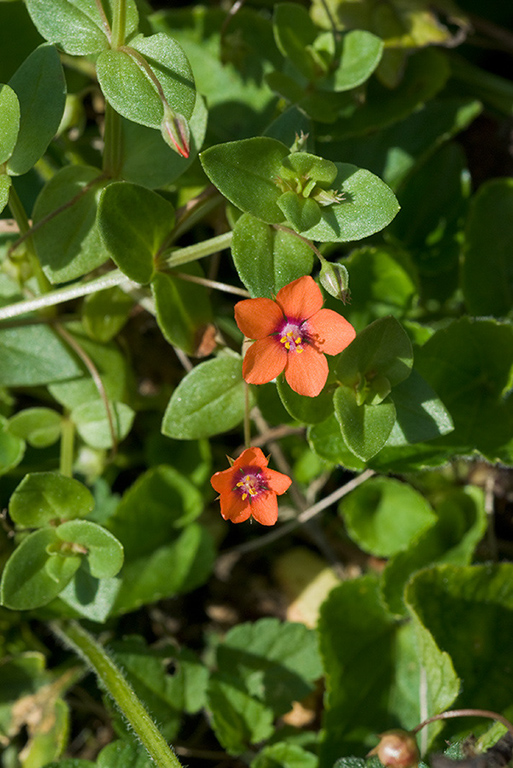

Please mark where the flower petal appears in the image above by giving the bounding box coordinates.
[250,491,279,525]
[243,337,287,385]
[210,466,235,495]
[219,493,252,523]
[232,446,269,471]
[285,345,328,397]
[307,308,356,355]
[264,468,292,495]
[234,297,283,339]
[276,276,323,320]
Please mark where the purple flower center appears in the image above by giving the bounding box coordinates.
[276,318,308,354]
[233,467,268,502]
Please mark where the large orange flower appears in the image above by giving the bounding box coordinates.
[211,447,292,525]
[234,275,356,397]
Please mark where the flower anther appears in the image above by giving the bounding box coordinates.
[210,447,292,525]
[234,275,356,397]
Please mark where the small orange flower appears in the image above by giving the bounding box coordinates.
[211,447,292,525]
[234,275,356,397]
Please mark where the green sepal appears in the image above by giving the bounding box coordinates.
[97,182,175,284]
[9,471,94,528]
[56,520,124,579]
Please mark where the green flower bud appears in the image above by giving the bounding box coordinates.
[160,105,190,158]
[319,259,350,303]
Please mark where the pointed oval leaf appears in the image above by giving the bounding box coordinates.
[7,44,65,176]
[0,528,73,610]
[0,324,82,387]
[301,163,400,242]
[162,355,254,439]
[32,165,110,284]
[0,415,25,476]
[56,520,124,579]
[152,268,215,357]
[7,407,62,448]
[333,386,396,461]
[232,213,314,298]
[25,0,139,56]
[71,400,135,450]
[200,137,289,223]
[96,33,195,130]
[0,84,20,164]
[328,30,383,92]
[98,182,175,284]
[9,471,94,528]
[339,476,436,557]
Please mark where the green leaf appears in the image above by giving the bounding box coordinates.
[0,84,20,164]
[56,519,123,579]
[32,165,110,284]
[415,317,513,456]
[308,414,366,472]
[152,267,215,356]
[273,3,323,81]
[277,376,334,425]
[334,386,397,461]
[339,476,436,558]
[327,29,383,92]
[7,407,62,448]
[345,246,418,332]
[207,674,274,755]
[385,369,454,446]
[200,137,289,223]
[106,465,214,613]
[98,182,175,284]
[96,33,195,130]
[9,471,94,528]
[301,163,399,242]
[7,44,65,176]
[252,743,318,768]
[0,325,82,386]
[231,214,314,298]
[71,400,135,450]
[57,566,121,623]
[406,564,513,732]
[120,93,208,188]
[0,174,10,214]
[0,414,25,476]
[97,741,153,768]
[25,0,139,56]
[162,355,254,439]
[336,316,413,389]
[382,486,487,617]
[107,636,208,740]
[0,528,77,610]
[82,287,133,343]
[463,178,513,317]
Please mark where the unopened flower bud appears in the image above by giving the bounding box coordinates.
[160,105,190,158]
[319,259,350,303]
[368,729,420,768]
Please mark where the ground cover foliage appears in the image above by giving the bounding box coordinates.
[1,0,513,766]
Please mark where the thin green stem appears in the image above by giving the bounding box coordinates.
[111,0,126,49]
[8,183,52,297]
[102,103,123,177]
[59,416,75,478]
[51,621,183,768]
[0,232,233,323]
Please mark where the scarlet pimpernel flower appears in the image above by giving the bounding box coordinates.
[234,275,356,397]
[210,447,292,525]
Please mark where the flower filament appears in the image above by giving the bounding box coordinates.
[234,469,267,502]
[278,322,305,354]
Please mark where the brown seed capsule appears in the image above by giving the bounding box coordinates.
[368,729,420,768]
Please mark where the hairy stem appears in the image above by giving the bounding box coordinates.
[51,621,184,768]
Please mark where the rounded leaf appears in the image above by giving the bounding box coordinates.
[9,471,94,528]
[72,400,135,450]
[162,356,255,439]
[0,84,20,164]
[96,33,195,130]
[334,386,396,461]
[7,407,62,448]
[56,520,124,579]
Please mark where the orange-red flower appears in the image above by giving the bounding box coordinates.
[234,275,356,397]
[211,447,292,525]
